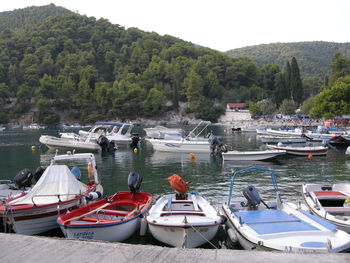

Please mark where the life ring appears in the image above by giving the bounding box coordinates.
[168,174,189,194]
[87,162,94,179]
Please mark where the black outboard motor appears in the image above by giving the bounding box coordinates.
[242,185,261,209]
[130,133,140,150]
[14,168,33,189]
[128,172,142,193]
[98,135,116,152]
[34,166,45,182]
[209,136,228,155]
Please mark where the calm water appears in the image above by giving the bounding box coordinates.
[1,126,350,247]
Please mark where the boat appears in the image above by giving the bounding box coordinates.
[266,144,328,156]
[302,183,350,233]
[39,134,103,153]
[222,150,286,161]
[145,121,213,153]
[57,172,152,242]
[146,174,224,248]
[220,167,350,252]
[0,153,103,235]
[258,135,307,144]
[23,123,46,130]
[265,128,304,137]
[79,122,133,146]
[144,125,183,139]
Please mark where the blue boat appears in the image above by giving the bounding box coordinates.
[220,167,350,252]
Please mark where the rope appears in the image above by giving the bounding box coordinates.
[189,224,218,249]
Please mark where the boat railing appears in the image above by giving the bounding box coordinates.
[0,180,13,185]
[31,193,82,206]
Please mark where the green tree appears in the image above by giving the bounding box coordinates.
[290,57,303,103]
[185,68,203,111]
[279,99,298,115]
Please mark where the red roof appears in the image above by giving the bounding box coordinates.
[227,103,246,108]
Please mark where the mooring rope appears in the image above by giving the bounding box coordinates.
[189,224,218,249]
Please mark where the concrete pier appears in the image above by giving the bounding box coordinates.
[0,233,349,263]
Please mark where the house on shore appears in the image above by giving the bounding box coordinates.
[219,103,252,123]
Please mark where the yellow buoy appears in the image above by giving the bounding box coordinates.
[189,152,196,161]
[31,145,36,151]
[133,148,138,153]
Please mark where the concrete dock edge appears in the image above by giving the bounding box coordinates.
[0,233,349,263]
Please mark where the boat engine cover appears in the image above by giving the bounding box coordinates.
[128,172,142,193]
[243,185,261,208]
[14,168,33,189]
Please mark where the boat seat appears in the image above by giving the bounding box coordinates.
[98,209,130,216]
[160,211,205,217]
[314,191,350,200]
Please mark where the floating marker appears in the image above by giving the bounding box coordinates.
[308,154,313,160]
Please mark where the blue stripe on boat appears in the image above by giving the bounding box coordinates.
[300,241,327,248]
[299,210,337,232]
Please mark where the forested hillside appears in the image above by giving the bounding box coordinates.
[226,42,350,77]
[0,5,336,125]
[0,4,71,31]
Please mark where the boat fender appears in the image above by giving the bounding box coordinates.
[87,162,94,178]
[139,217,148,236]
[85,191,102,201]
[14,168,33,189]
[220,215,227,224]
[168,174,189,194]
[71,166,81,181]
[227,228,238,244]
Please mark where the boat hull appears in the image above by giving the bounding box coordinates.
[267,145,328,156]
[60,217,141,242]
[222,150,286,161]
[39,135,101,152]
[146,138,210,153]
[147,223,219,248]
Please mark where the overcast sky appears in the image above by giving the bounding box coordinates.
[1,0,350,51]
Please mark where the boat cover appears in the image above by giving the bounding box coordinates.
[9,165,88,205]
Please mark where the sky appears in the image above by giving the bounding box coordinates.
[1,0,350,52]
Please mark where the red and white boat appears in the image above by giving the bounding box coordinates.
[266,144,328,156]
[146,174,224,248]
[0,153,103,235]
[57,172,152,242]
[302,183,350,233]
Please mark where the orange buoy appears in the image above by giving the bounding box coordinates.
[308,154,313,160]
[168,174,189,194]
[189,152,196,161]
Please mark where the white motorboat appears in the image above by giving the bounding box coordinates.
[266,144,328,156]
[39,134,102,152]
[302,183,350,233]
[144,125,183,139]
[79,122,133,146]
[146,174,224,248]
[265,128,304,137]
[222,150,286,161]
[221,167,350,253]
[0,153,103,235]
[146,121,214,153]
[258,135,307,144]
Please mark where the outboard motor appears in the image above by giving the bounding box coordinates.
[128,172,142,193]
[33,166,45,182]
[130,134,140,150]
[98,135,116,152]
[242,185,261,209]
[209,136,228,156]
[14,168,33,189]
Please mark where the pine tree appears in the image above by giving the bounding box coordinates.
[290,57,303,103]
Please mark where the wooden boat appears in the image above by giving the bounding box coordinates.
[39,135,102,152]
[221,167,350,253]
[0,153,103,235]
[222,150,286,161]
[146,174,224,248]
[258,135,307,144]
[302,184,350,233]
[266,144,328,156]
[57,189,152,242]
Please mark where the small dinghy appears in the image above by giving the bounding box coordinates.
[222,150,286,161]
[57,172,152,242]
[221,167,350,252]
[302,183,350,233]
[267,144,328,156]
[146,174,224,248]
